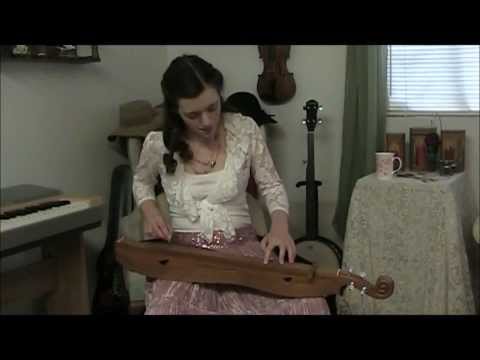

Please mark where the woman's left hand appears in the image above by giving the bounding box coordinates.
[260,230,296,265]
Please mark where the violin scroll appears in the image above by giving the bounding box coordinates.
[335,269,394,300]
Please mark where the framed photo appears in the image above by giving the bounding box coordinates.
[409,128,436,172]
[385,133,406,171]
[441,130,465,172]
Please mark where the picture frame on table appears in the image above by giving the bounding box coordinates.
[440,130,465,172]
[385,133,406,171]
[409,128,436,172]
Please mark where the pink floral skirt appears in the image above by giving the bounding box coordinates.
[144,225,330,315]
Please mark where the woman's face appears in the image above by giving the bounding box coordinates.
[177,86,222,142]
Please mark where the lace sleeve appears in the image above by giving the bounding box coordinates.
[132,132,163,207]
[250,120,289,215]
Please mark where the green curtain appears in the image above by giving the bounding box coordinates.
[332,45,388,240]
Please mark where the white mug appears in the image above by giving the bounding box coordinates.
[376,152,402,180]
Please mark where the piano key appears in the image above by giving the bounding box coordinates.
[1,196,104,255]
[1,200,73,217]
[1,201,91,233]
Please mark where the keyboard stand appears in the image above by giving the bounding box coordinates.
[1,196,103,315]
[1,230,93,314]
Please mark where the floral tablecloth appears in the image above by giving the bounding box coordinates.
[337,172,476,314]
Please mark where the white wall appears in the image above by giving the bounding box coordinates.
[1,45,168,312]
[166,46,347,244]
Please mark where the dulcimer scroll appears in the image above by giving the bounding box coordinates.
[116,239,394,300]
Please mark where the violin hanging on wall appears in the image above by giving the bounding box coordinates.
[257,45,296,104]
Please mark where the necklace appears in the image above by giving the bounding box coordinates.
[191,139,220,169]
[192,153,217,168]
[187,126,224,172]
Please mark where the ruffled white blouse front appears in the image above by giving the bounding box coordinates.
[132,113,289,242]
[169,170,252,238]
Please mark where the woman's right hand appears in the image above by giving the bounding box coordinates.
[141,200,172,240]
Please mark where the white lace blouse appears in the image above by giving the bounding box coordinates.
[132,113,289,241]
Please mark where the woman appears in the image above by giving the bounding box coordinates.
[133,54,329,315]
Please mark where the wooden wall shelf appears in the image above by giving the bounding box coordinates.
[4,55,101,64]
[1,45,101,64]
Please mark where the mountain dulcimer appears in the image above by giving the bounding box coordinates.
[116,238,394,300]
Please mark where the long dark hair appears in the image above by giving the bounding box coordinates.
[161,54,232,174]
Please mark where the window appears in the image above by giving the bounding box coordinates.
[387,45,479,115]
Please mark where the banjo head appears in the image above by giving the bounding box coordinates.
[296,240,341,271]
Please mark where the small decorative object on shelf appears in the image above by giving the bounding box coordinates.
[11,45,30,56]
[31,45,48,57]
[57,45,77,57]
[1,45,101,64]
